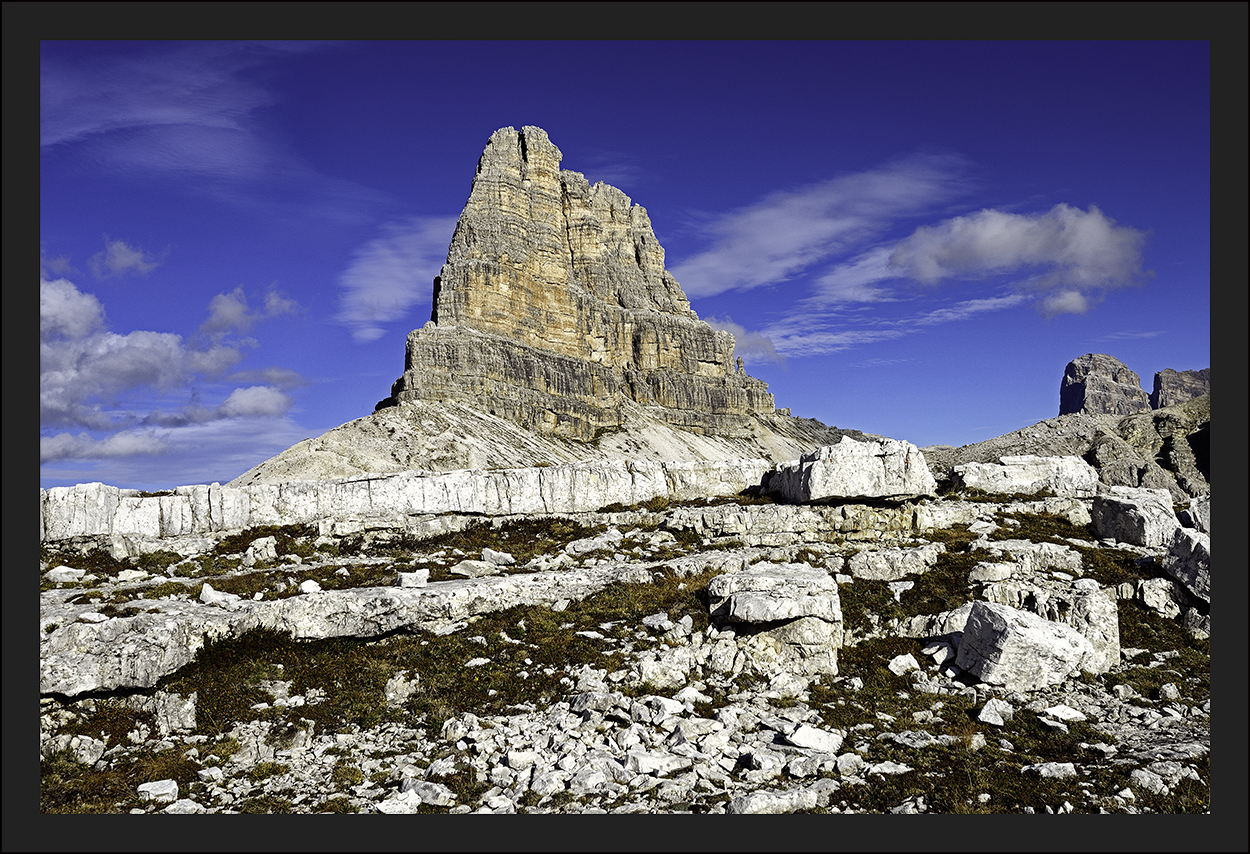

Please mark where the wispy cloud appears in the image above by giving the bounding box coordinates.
[848,357,913,369]
[671,153,969,298]
[1099,330,1165,341]
[40,41,386,222]
[40,430,168,463]
[336,216,458,343]
[89,238,164,279]
[753,293,1027,357]
[41,276,304,441]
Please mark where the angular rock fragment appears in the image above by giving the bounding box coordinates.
[954,601,1095,691]
[847,542,945,581]
[1091,486,1180,547]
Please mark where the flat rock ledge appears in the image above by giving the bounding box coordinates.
[41,458,771,543]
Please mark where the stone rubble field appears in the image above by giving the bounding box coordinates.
[40,461,1210,815]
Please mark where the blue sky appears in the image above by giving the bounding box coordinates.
[40,40,1212,491]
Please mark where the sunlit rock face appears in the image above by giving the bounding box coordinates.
[386,126,776,440]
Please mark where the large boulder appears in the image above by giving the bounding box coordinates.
[1162,527,1210,604]
[954,601,1096,692]
[949,455,1097,498]
[1091,487,1180,547]
[1058,354,1151,417]
[706,563,843,677]
[763,437,937,503]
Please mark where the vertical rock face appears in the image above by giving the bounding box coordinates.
[1058,354,1152,417]
[386,126,775,440]
[1150,368,1210,409]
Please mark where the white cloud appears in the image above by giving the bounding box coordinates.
[1100,330,1166,340]
[199,286,301,341]
[89,238,163,278]
[757,293,1026,358]
[40,42,387,221]
[220,386,292,419]
[703,317,785,365]
[40,277,304,443]
[1038,289,1089,317]
[886,204,1147,314]
[40,277,105,339]
[910,294,1028,326]
[809,246,901,305]
[41,430,168,463]
[40,415,318,489]
[671,153,968,298]
[337,216,458,343]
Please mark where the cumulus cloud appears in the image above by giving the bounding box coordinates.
[671,153,968,298]
[886,204,1148,314]
[199,286,301,341]
[89,238,163,278]
[337,216,458,342]
[40,277,105,339]
[220,386,291,418]
[704,317,785,365]
[40,277,304,448]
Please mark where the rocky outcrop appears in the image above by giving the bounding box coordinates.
[1059,354,1151,417]
[384,126,774,441]
[762,438,937,503]
[922,396,1210,502]
[1150,368,1210,410]
[706,563,842,677]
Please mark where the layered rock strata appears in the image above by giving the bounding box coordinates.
[384,126,774,441]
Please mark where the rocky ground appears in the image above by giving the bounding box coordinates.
[39,487,1210,815]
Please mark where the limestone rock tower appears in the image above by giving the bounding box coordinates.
[383,126,776,440]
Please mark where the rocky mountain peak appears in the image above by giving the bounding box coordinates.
[386,126,776,440]
[1059,353,1152,417]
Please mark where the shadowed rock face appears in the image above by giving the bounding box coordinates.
[1059,354,1151,417]
[1150,368,1210,410]
[385,126,775,440]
